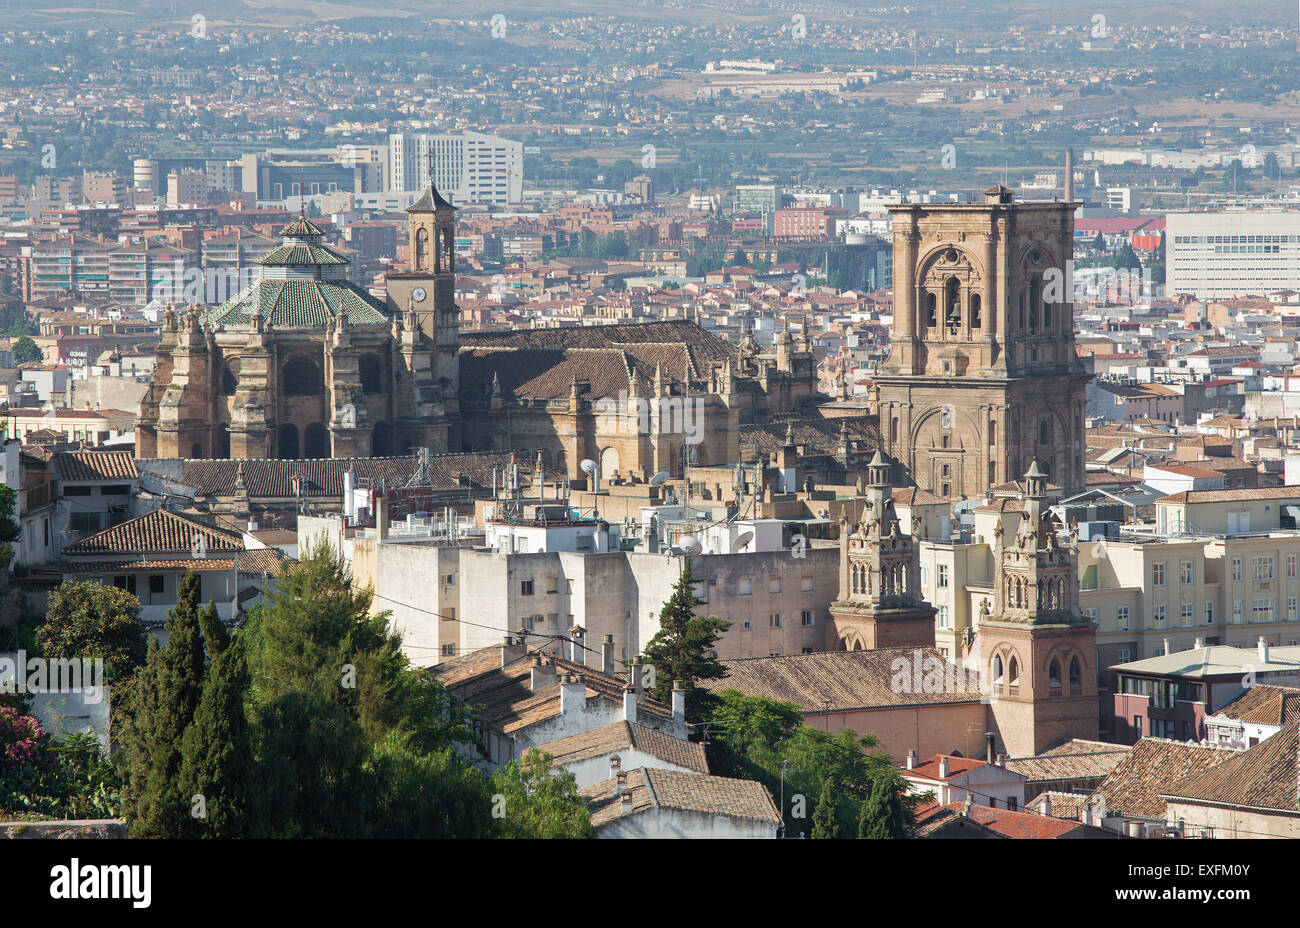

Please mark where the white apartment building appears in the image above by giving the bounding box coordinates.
[1166,210,1300,299]
[387,131,523,205]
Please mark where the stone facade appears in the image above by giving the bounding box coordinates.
[137,185,459,461]
[969,463,1099,756]
[827,451,937,650]
[875,186,1089,499]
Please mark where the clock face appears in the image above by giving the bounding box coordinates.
[411,287,427,303]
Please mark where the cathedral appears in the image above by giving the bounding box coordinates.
[137,179,459,461]
[874,186,1090,500]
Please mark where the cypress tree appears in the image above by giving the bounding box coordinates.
[178,633,253,838]
[811,779,839,839]
[858,776,891,839]
[120,571,207,838]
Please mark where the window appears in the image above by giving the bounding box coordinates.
[1118,648,1132,664]
[1153,562,1166,587]
[742,619,751,630]
[1117,607,1130,631]
[1181,603,1193,627]
[282,356,323,396]
[1153,605,1166,629]
[801,610,814,626]
[1232,600,1244,624]
[1289,554,1297,579]
[769,579,782,594]
[1253,557,1275,581]
[1232,558,1243,583]
[938,565,949,588]
[801,577,814,592]
[546,577,558,594]
[443,574,456,586]
[148,575,165,595]
[738,578,752,595]
[1289,597,1297,621]
[1180,560,1193,585]
[938,606,950,628]
[1085,607,1098,623]
[520,580,535,596]
[1253,599,1275,624]
[1205,602,1214,625]
[769,613,782,628]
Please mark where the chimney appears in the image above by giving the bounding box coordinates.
[615,769,627,796]
[1258,636,1270,663]
[500,634,525,668]
[1042,794,1053,817]
[1163,637,1171,656]
[1194,637,1203,650]
[530,655,556,692]
[962,794,974,816]
[570,625,586,664]
[602,634,616,674]
[906,748,917,770]
[623,685,637,724]
[938,756,950,778]
[671,679,686,721]
[560,673,586,717]
[375,494,389,541]
[1064,147,1075,202]
[1084,805,1094,827]
[631,655,644,696]
[985,732,996,764]
[996,753,1007,767]
[609,753,622,780]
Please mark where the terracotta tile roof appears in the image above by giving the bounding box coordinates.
[66,557,240,573]
[1208,684,1300,727]
[1027,791,1092,820]
[1004,741,1131,783]
[50,450,139,482]
[911,804,1006,838]
[542,720,708,775]
[432,649,674,735]
[945,803,1098,839]
[739,415,880,458]
[64,509,242,557]
[907,754,989,782]
[580,767,782,828]
[1156,485,1300,505]
[1091,738,1241,820]
[1161,722,1300,815]
[698,648,983,711]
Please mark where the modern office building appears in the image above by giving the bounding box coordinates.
[1166,209,1300,299]
[387,132,523,205]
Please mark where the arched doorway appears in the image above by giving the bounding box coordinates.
[304,423,330,458]
[278,424,299,459]
[371,422,391,457]
[599,446,619,478]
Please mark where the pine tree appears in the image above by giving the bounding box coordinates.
[811,779,839,839]
[641,559,731,721]
[177,632,253,838]
[120,571,207,838]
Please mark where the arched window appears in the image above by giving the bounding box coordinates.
[278,424,299,459]
[944,277,961,331]
[1049,659,1062,691]
[1008,656,1020,687]
[304,422,330,459]
[359,354,384,395]
[970,292,982,330]
[191,442,203,459]
[1039,419,1051,445]
[1069,657,1083,689]
[890,417,899,443]
[221,364,237,396]
[282,357,322,396]
[1028,276,1040,332]
[215,424,230,459]
[415,227,429,270]
[925,292,937,328]
[600,446,620,478]
[991,655,1005,686]
[371,421,391,457]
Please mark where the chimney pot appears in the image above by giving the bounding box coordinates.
[631,655,644,695]
[1163,637,1171,656]
[985,732,995,764]
[1259,637,1270,663]
[906,748,917,770]
[602,634,616,674]
[1042,794,1053,817]
[623,686,638,725]
[671,679,686,721]
[938,756,950,778]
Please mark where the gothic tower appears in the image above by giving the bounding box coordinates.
[875,186,1089,500]
[827,451,937,651]
[969,461,1099,756]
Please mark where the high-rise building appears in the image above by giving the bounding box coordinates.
[387,132,523,205]
[1166,210,1300,299]
[875,185,1089,499]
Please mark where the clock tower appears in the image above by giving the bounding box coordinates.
[384,171,461,451]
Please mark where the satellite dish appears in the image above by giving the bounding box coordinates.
[731,531,754,553]
[580,459,598,475]
[679,535,703,555]
[650,471,671,486]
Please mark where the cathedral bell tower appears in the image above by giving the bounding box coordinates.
[384,160,461,452]
[968,461,1099,756]
[875,186,1089,500]
[826,451,937,651]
